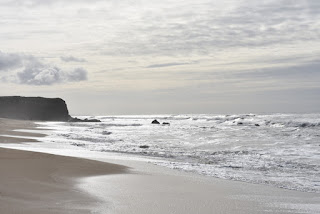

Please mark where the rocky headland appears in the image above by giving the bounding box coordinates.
[0,96,100,122]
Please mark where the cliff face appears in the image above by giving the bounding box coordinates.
[0,96,71,121]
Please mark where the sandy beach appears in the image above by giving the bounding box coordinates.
[0,119,127,214]
[0,118,319,214]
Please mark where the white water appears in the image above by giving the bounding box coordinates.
[36,113,320,193]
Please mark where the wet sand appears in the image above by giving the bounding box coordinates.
[0,118,127,214]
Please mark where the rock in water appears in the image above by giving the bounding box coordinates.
[139,145,149,149]
[162,122,170,125]
[151,119,160,124]
[69,117,101,122]
[0,96,71,121]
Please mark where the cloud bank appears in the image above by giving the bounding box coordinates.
[0,51,88,85]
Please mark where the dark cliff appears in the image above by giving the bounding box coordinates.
[0,96,71,121]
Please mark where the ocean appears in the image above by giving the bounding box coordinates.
[37,113,320,193]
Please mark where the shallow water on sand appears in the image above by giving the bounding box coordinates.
[37,113,320,193]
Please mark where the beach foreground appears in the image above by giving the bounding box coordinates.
[0,119,127,214]
[0,118,319,214]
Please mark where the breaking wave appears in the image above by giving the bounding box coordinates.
[38,113,320,193]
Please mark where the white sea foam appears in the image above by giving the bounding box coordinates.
[36,113,320,193]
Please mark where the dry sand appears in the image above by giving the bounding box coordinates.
[0,118,127,214]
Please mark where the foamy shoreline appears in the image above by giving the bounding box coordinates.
[0,118,319,214]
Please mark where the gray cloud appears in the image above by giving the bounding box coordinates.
[60,56,87,63]
[17,65,88,85]
[18,65,63,85]
[0,51,23,71]
[0,50,88,85]
[66,67,88,82]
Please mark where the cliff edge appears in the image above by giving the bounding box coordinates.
[0,96,71,121]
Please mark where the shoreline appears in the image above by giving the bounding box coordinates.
[0,118,127,214]
[0,118,319,213]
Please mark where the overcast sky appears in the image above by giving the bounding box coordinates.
[0,0,319,115]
